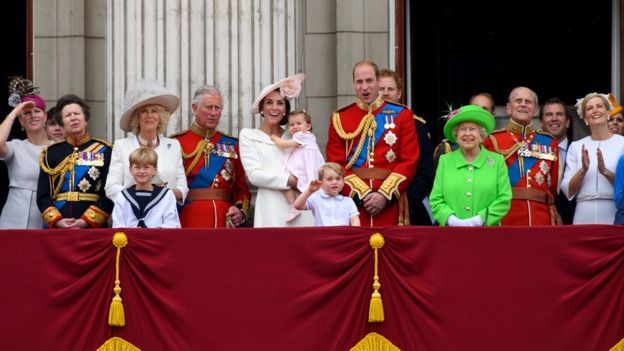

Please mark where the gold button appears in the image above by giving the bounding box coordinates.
[527,184,532,188]
[468,166,473,171]
[465,207,471,211]
[466,178,472,182]
[466,192,472,197]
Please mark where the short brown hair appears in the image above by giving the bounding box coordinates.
[129,147,158,168]
[378,69,403,92]
[318,162,344,180]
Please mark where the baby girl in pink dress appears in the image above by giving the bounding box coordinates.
[270,110,325,222]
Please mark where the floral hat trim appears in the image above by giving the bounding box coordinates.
[574,92,613,119]
[250,73,305,114]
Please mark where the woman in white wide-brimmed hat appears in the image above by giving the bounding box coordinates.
[105,79,188,204]
[239,73,314,227]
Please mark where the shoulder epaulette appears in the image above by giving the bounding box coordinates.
[92,137,112,147]
[490,127,506,134]
[219,132,239,141]
[413,114,427,125]
[333,103,356,114]
[168,129,188,138]
[385,100,410,109]
[42,140,65,152]
[536,130,556,139]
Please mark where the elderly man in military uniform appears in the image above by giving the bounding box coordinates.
[326,60,419,227]
[37,94,113,228]
[172,85,250,228]
[482,87,559,225]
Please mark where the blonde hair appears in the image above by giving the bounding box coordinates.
[129,147,158,168]
[129,104,170,135]
[288,109,312,131]
[318,162,344,180]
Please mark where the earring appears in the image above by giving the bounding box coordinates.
[260,111,264,116]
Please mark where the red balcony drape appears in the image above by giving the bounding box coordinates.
[1,225,623,350]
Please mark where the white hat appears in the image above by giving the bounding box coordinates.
[250,73,305,114]
[120,79,180,132]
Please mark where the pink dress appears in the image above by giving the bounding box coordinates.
[284,131,326,192]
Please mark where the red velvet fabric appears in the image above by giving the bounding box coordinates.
[1,226,624,350]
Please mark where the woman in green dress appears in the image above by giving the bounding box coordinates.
[430,105,512,226]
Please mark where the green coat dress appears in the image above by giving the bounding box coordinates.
[430,146,512,226]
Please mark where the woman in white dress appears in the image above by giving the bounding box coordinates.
[561,92,624,224]
[0,78,51,228]
[105,79,188,204]
[239,73,314,227]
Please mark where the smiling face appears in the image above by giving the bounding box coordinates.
[61,103,88,137]
[353,64,379,105]
[18,106,47,135]
[540,103,569,141]
[583,96,610,129]
[507,87,537,125]
[129,162,157,187]
[455,121,482,152]
[260,90,287,127]
[287,113,311,134]
[320,167,344,197]
[608,113,624,135]
[137,104,164,134]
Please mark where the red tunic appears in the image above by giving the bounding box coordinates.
[326,98,419,226]
[172,123,251,228]
[482,120,559,225]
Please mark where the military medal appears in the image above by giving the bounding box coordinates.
[385,149,396,163]
[535,171,545,185]
[88,166,100,180]
[539,160,550,174]
[384,131,397,147]
[78,178,91,192]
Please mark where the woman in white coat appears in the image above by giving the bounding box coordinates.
[561,92,624,223]
[239,73,314,227]
[105,79,188,204]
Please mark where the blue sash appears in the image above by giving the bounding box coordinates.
[55,144,108,209]
[188,134,237,190]
[347,103,404,168]
[508,133,552,187]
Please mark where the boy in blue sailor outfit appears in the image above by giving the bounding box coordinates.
[37,95,114,228]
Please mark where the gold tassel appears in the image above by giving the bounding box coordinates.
[368,233,385,323]
[108,232,128,327]
[610,338,624,351]
[349,332,400,351]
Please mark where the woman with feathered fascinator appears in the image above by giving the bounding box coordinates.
[0,76,51,228]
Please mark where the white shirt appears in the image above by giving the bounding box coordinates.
[305,189,359,226]
[112,187,181,228]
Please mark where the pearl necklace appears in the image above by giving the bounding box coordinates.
[137,134,159,147]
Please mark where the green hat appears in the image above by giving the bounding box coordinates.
[443,104,495,143]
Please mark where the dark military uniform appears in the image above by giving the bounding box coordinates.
[406,115,434,225]
[37,134,113,228]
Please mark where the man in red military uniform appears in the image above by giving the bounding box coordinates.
[172,86,250,228]
[482,86,559,225]
[326,60,419,226]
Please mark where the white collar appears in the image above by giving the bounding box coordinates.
[319,189,343,199]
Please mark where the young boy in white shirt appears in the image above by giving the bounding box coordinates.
[294,162,360,226]
[112,147,181,228]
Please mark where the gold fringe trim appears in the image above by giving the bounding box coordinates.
[331,112,377,170]
[97,337,141,351]
[349,332,400,351]
[610,337,624,351]
[108,232,128,327]
[368,233,385,323]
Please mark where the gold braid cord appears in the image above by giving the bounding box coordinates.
[332,112,376,170]
[349,333,400,351]
[368,233,385,323]
[39,150,78,199]
[181,139,213,175]
[487,134,521,161]
[97,337,141,351]
[108,232,128,327]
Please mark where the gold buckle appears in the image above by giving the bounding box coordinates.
[67,192,79,202]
